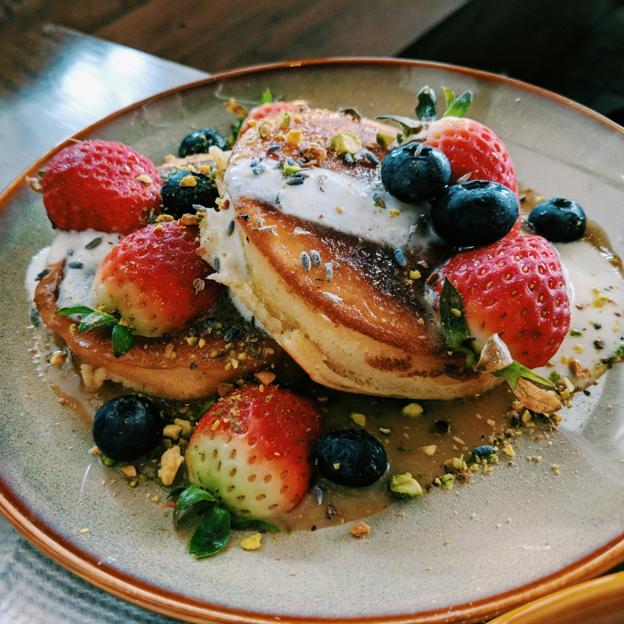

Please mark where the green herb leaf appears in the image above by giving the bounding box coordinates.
[443,90,473,118]
[56,305,94,317]
[415,85,437,121]
[111,324,134,358]
[230,118,244,145]
[78,311,117,333]
[259,88,273,104]
[376,114,423,136]
[189,505,231,559]
[442,86,456,111]
[439,279,476,367]
[174,485,218,528]
[493,361,555,390]
[230,513,279,533]
[281,159,302,176]
[192,397,217,421]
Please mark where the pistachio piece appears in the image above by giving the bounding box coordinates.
[390,472,423,498]
[330,131,362,155]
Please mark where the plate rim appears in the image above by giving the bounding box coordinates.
[1,56,623,624]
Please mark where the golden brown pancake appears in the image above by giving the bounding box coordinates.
[35,262,283,399]
[200,105,499,399]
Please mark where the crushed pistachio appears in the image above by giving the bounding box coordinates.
[402,402,424,418]
[286,129,302,146]
[163,423,182,440]
[378,426,392,435]
[409,270,422,280]
[420,444,437,456]
[439,473,456,490]
[502,444,516,459]
[350,412,366,427]
[330,131,362,155]
[136,174,153,185]
[390,472,423,498]
[158,446,184,486]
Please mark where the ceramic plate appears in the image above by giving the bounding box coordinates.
[1,59,624,624]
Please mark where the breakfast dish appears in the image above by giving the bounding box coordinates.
[2,60,624,624]
[23,84,624,553]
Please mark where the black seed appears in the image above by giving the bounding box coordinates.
[67,261,84,269]
[85,237,103,250]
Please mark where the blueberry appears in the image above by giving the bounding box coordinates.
[93,396,161,461]
[528,197,586,242]
[178,128,229,157]
[381,143,451,203]
[315,429,388,487]
[431,180,518,248]
[161,169,218,218]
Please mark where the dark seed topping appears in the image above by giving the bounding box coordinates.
[67,261,84,269]
[226,220,235,236]
[364,150,380,165]
[286,174,306,186]
[35,268,50,281]
[373,192,386,209]
[300,252,311,272]
[324,262,334,281]
[310,250,321,266]
[213,257,221,271]
[84,237,103,250]
[267,144,282,154]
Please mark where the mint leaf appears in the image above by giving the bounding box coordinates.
[415,85,437,121]
[57,305,94,317]
[443,90,473,118]
[78,311,116,333]
[259,88,273,104]
[189,505,231,559]
[111,324,134,357]
[230,514,279,533]
[439,279,476,367]
[493,361,555,390]
[174,485,218,528]
[376,114,423,136]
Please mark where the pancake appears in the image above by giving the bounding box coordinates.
[35,262,283,399]
[200,105,499,399]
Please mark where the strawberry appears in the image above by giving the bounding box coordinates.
[92,220,220,337]
[420,117,518,194]
[185,385,321,519]
[436,235,570,369]
[42,139,162,234]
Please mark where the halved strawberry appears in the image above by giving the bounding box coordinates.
[435,235,570,368]
[92,220,220,337]
[185,385,321,519]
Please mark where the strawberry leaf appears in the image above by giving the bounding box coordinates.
[442,86,456,111]
[376,114,423,136]
[57,305,94,317]
[78,311,117,333]
[230,513,279,533]
[111,324,134,358]
[259,88,273,104]
[174,484,218,528]
[189,505,231,559]
[493,361,556,390]
[443,90,473,118]
[439,279,476,367]
[415,85,437,121]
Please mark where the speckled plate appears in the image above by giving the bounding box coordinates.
[1,59,624,624]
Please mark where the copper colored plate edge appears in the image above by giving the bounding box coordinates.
[0,57,623,624]
[488,572,624,623]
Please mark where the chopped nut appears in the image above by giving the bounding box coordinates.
[119,465,137,478]
[163,423,182,440]
[551,463,560,475]
[390,472,423,498]
[350,412,366,427]
[349,522,371,538]
[179,174,198,188]
[254,371,276,385]
[409,270,422,280]
[502,444,516,459]
[158,446,184,486]
[88,446,100,456]
[421,444,437,456]
[375,131,395,148]
[174,418,192,437]
[402,402,423,418]
[330,131,362,155]
[49,350,66,367]
[240,532,263,550]
[136,174,153,185]
[286,129,302,146]
[181,213,199,226]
